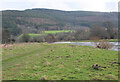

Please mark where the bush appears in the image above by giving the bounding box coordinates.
[45,34,56,43]
[74,29,90,40]
[19,34,30,42]
[55,32,75,41]
[30,36,45,42]
[94,40,113,49]
[2,29,10,44]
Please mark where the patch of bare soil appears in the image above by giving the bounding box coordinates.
[0,44,15,48]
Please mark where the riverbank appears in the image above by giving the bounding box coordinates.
[53,41,118,51]
[72,39,118,42]
[2,43,118,80]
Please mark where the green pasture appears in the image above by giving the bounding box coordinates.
[2,43,118,80]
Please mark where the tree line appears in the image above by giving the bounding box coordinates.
[2,21,118,44]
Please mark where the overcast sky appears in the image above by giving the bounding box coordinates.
[0,0,119,12]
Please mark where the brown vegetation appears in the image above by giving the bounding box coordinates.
[41,75,47,80]
[94,40,113,49]
[28,18,57,24]
[45,34,56,43]
[0,44,15,48]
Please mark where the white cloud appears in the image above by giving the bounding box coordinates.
[0,0,119,12]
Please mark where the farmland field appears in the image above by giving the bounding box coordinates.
[28,34,42,36]
[44,30,73,34]
[2,43,118,80]
[28,30,73,37]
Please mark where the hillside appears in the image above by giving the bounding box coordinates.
[2,8,118,36]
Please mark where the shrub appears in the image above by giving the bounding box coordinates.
[94,40,113,49]
[19,34,30,42]
[74,29,90,40]
[30,36,46,42]
[2,29,10,44]
[45,34,56,43]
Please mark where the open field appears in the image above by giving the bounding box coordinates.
[28,34,42,36]
[107,39,118,42]
[28,30,73,37]
[2,43,118,80]
[44,30,73,34]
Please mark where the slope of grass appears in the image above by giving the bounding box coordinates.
[2,43,118,80]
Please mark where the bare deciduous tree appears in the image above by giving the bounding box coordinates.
[90,24,109,39]
[2,29,10,44]
[103,21,116,39]
[46,34,56,43]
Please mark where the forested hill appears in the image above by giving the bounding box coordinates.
[2,8,118,36]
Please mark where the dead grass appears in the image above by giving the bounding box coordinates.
[94,40,113,49]
[44,61,51,66]
[41,75,47,80]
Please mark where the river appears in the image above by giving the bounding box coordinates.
[53,42,119,51]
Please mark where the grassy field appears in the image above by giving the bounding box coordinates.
[44,30,72,34]
[28,30,73,37]
[28,34,42,36]
[2,43,118,80]
[107,39,118,42]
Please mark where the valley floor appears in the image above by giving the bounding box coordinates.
[2,43,118,80]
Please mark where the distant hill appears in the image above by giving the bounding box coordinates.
[2,8,118,36]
